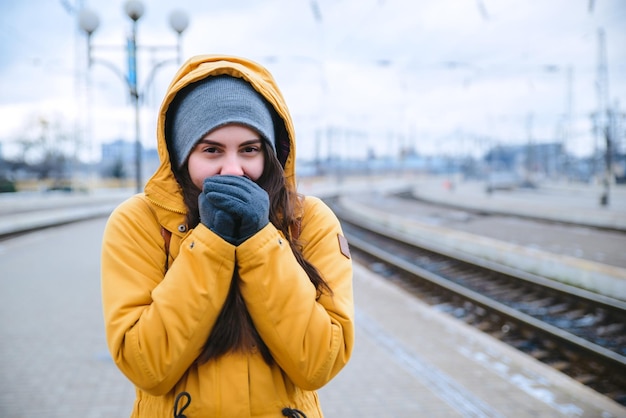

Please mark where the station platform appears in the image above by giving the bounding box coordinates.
[1,177,625,416]
[297,174,626,230]
[408,177,626,231]
[317,263,626,417]
[1,217,624,417]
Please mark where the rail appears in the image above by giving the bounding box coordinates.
[330,199,626,406]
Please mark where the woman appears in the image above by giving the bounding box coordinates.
[100,55,354,417]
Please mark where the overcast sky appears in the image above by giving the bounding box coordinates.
[1,0,625,162]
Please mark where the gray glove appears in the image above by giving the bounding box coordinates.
[198,175,270,245]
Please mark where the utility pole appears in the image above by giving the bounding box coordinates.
[562,66,573,180]
[593,28,611,206]
[525,112,534,186]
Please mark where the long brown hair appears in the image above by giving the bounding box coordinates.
[171,143,332,364]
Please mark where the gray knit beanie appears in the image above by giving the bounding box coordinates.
[168,75,275,168]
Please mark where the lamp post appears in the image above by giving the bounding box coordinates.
[78,1,189,192]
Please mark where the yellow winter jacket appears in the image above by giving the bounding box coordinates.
[100,55,354,417]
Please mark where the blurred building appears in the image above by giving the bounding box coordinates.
[484,142,564,180]
[100,139,159,182]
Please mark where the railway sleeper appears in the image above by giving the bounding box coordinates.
[596,322,624,336]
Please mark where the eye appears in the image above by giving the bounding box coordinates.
[202,146,220,154]
[241,143,262,154]
[242,145,260,153]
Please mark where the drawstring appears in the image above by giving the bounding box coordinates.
[173,391,305,418]
[282,407,307,418]
[173,392,191,418]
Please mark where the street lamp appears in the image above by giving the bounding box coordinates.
[78,1,189,192]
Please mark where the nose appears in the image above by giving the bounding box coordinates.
[219,155,245,176]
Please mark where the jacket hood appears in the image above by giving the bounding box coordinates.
[144,55,297,215]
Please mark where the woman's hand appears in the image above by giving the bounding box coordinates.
[198,175,269,245]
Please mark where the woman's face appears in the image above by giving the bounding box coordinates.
[187,124,266,190]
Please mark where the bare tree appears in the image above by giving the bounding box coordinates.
[12,113,76,184]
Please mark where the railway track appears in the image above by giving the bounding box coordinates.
[330,200,626,406]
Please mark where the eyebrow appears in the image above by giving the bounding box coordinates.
[197,138,263,146]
